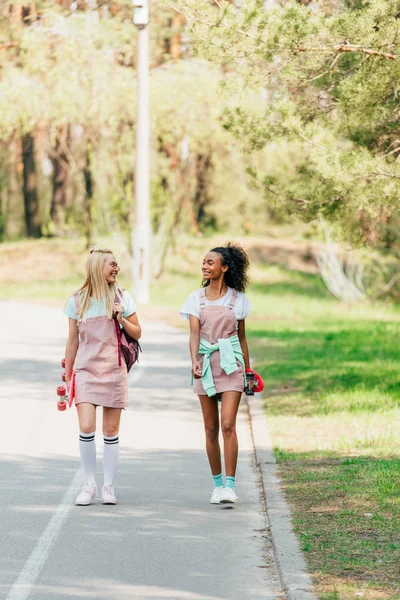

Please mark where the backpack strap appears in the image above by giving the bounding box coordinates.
[228,289,238,310]
[199,287,207,309]
[114,318,122,367]
[113,289,124,367]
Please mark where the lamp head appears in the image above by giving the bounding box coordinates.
[133,0,149,27]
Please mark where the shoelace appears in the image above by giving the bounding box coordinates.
[103,485,114,494]
[80,479,94,495]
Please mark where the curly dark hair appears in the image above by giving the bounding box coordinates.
[202,242,250,292]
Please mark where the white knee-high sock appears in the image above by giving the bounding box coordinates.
[79,431,96,480]
[103,435,120,486]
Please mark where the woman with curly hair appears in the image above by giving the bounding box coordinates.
[64,247,142,506]
[180,243,251,505]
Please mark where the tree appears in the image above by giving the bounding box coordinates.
[50,126,70,235]
[0,0,271,244]
[163,0,400,248]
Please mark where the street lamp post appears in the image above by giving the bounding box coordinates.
[133,0,150,304]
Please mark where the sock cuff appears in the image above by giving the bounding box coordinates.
[212,473,224,487]
[226,476,236,489]
[104,435,119,445]
[79,432,95,442]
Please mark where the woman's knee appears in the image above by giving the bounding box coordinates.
[204,422,219,442]
[221,421,236,437]
[103,426,119,437]
[79,422,96,434]
[102,408,122,437]
[77,404,96,434]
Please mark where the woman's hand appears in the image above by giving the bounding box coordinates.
[113,302,123,324]
[192,360,202,379]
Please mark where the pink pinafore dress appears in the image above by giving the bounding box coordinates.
[193,288,245,396]
[72,294,129,408]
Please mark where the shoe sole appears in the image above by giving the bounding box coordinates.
[102,500,117,505]
[75,493,97,506]
[210,500,221,504]
[220,495,238,504]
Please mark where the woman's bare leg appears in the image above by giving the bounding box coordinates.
[77,402,97,433]
[102,407,122,436]
[220,391,241,477]
[198,394,221,475]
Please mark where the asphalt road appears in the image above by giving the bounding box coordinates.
[0,301,284,600]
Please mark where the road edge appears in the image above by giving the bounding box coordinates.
[245,394,319,600]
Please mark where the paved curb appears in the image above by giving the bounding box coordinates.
[246,394,318,600]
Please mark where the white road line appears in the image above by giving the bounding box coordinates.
[6,468,82,600]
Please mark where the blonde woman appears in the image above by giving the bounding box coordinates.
[64,247,141,506]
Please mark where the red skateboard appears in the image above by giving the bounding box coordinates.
[57,358,75,411]
[244,368,264,396]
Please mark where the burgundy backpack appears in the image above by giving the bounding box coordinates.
[113,292,142,372]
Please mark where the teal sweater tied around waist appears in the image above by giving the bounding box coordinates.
[192,334,246,397]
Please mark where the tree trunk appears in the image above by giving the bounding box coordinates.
[110,2,120,17]
[163,140,200,232]
[10,3,23,23]
[5,135,25,239]
[193,153,212,226]
[169,13,185,60]
[154,140,198,278]
[50,126,70,235]
[83,143,93,249]
[22,133,42,238]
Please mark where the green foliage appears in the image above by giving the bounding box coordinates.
[170,0,400,249]
[0,1,269,244]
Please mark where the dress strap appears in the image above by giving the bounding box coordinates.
[199,287,207,309]
[228,289,238,310]
[115,288,124,303]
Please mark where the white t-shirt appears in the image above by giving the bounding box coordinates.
[64,290,137,321]
[180,287,251,324]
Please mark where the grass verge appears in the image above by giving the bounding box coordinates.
[248,272,400,600]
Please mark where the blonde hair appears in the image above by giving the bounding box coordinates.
[76,247,120,320]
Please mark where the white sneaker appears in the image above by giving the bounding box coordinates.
[75,478,97,506]
[220,487,238,504]
[210,486,225,504]
[102,484,117,505]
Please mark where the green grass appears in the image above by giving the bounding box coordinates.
[246,269,400,600]
[279,457,400,600]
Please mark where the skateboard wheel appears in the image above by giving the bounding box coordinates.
[57,385,66,396]
[57,401,67,411]
[245,369,264,393]
[62,372,66,382]
[61,358,66,368]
